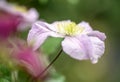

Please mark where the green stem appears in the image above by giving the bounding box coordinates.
[31,49,63,82]
[39,49,63,76]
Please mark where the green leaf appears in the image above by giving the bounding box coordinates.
[0,78,10,82]
[0,64,11,77]
[41,37,63,55]
[17,70,30,82]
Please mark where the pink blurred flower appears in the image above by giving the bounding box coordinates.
[11,40,47,78]
[0,11,22,38]
[0,0,39,38]
[27,20,106,64]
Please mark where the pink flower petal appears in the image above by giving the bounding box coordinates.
[62,35,105,64]
[61,35,91,60]
[89,36,105,64]
[0,1,39,31]
[16,49,44,77]
[27,21,51,50]
[10,39,47,78]
[87,30,106,41]
[17,8,39,31]
[77,21,93,34]
[27,21,62,50]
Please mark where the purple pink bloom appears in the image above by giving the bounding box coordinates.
[11,39,47,78]
[27,20,106,64]
[0,0,39,38]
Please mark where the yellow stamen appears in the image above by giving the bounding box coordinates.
[13,5,27,13]
[56,21,84,36]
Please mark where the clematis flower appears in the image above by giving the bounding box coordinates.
[0,0,39,38]
[11,39,47,78]
[27,20,106,64]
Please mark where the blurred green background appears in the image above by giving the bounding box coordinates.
[8,0,120,82]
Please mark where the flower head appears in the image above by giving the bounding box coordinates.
[0,10,21,38]
[0,0,39,38]
[27,20,106,64]
[11,39,47,78]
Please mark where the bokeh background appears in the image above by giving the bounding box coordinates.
[7,0,120,82]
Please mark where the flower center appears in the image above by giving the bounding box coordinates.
[13,5,27,13]
[56,22,84,36]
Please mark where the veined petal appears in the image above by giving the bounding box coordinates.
[27,21,51,50]
[61,35,91,60]
[87,31,106,41]
[77,21,93,34]
[89,37,105,64]
[35,21,64,37]
[62,35,105,64]
[27,21,62,50]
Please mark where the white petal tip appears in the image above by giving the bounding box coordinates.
[91,58,98,64]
